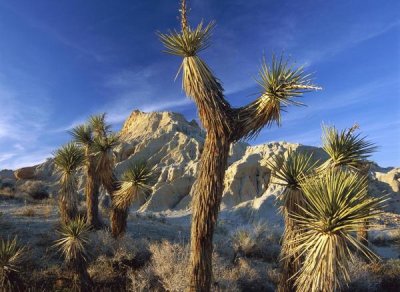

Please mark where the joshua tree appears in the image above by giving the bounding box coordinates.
[159,1,320,290]
[54,143,84,224]
[90,133,126,237]
[111,162,153,237]
[54,217,92,291]
[0,237,26,291]
[267,150,317,292]
[319,124,377,246]
[70,124,103,229]
[288,169,386,292]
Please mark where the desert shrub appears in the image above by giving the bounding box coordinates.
[230,222,280,262]
[0,179,15,191]
[346,258,400,292]
[19,180,49,200]
[149,240,189,291]
[127,264,162,292]
[147,240,274,292]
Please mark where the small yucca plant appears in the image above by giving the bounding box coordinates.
[111,162,153,238]
[54,143,85,224]
[54,217,92,290]
[0,237,26,290]
[113,162,153,209]
[319,124,377,171]
[289,170,386,292]
[267,150,317,291]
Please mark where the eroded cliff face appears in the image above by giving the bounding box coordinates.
[7,110,400,214]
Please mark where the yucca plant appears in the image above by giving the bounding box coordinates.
[69,124,103,229]
[0,237,26,291]
[320,124,377,247]
[288,170,386,292]
[89,113,111,139]
[266,150,317,291]
[159,1,320,290]
[111,162,153,237]
[54,143,84,224]
[54,217,92,291]
[319,124,377,172]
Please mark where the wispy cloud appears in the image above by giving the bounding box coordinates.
[0,78,54,169]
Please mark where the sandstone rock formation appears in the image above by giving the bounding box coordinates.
[3,110,399,216]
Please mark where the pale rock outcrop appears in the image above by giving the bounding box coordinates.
[3,110,399,216]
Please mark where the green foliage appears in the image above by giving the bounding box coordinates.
[254,56,321,128]
[0,237,26,289]
[320,124,377,171]
[267,150,317,191]
[288,169,387,292]
[89,113,111,139]
[113,162,154,210]
[69,124,93,147]
[53,217,91,263]
[53,143,84,175]
[158,21,215,57]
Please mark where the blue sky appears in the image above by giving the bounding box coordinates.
[0,0,399,169]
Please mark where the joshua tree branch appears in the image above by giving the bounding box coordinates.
[232,83,321,141]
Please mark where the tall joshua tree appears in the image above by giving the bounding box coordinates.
[54,143,84,224]
[70,124,102,229]
[91,132,126,237]
[84,113,127,237]
[159,1,320,290]
[267,150,317,292]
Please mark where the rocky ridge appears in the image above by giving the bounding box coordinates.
[2,110,399,217]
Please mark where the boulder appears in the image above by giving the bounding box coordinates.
[14,166,36,180]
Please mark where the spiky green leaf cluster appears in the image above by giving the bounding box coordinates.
[289,170,387,292]
[54,143,84,174]
[69,125,93,147]
[89,113,111,139]
[0,237,25,275]
[113,162,154,209]
[267,150,317,190]
[53,217,91,263]
[158,21,215,57]
[255,56,321,127]
[320,124,377,171]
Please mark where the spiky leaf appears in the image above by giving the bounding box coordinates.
[53,217,91,263]
[113,162,154,209]
[289,170,387,292]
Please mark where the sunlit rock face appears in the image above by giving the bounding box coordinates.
[6,110,399,214]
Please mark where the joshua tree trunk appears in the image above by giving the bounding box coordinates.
[110,206,128,238]
[278,189,304,292]
[160,2,319,290]
[85,162,102,229]
[189,135,230,290]
[59,194,78,224]
[72,257,92,292]
[102,177,128,238]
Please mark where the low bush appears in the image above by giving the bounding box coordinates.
[18,181,49,200]
[230,222,280,262]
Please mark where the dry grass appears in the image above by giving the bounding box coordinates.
[230,222,280,262]
[130,240,276,292]
[346,258,400,291]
